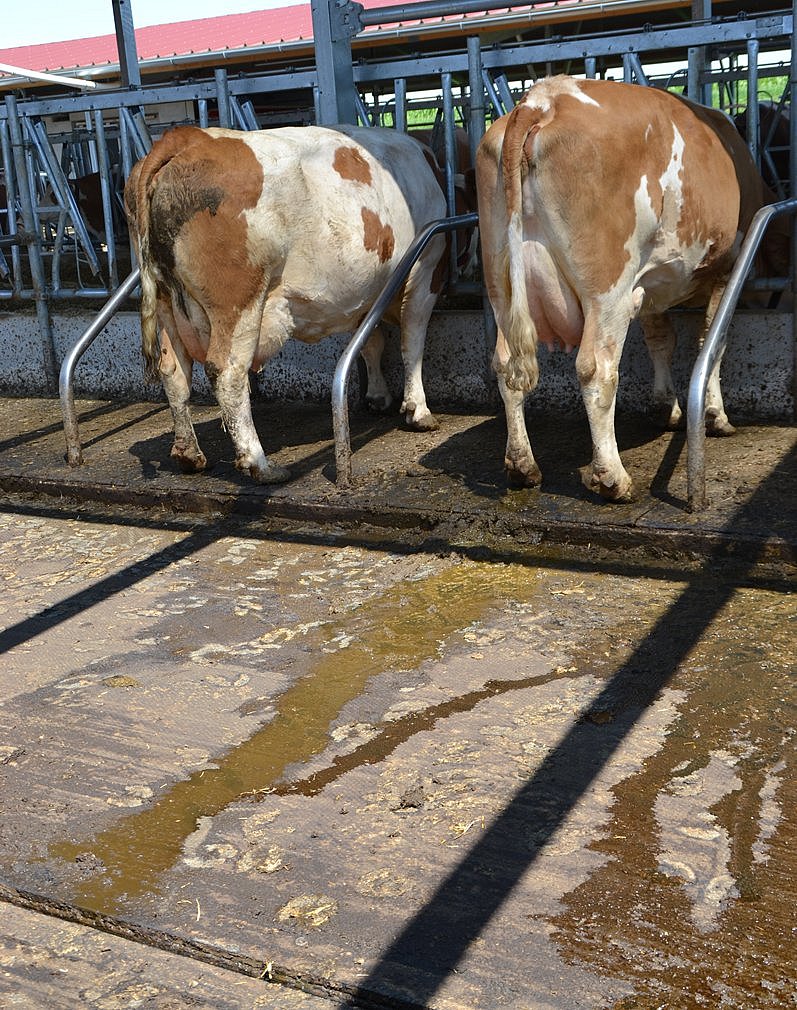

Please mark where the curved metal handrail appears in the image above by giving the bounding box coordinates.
[332,212,478,486]
[60,267,141,466]
[686,199,797,511]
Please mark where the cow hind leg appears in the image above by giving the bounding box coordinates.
[398,246,443,432]
[359,326,393,413]
[206,311,290,485]
[704,358,736,436]
[158,320,207,473]
[700,283,736,436]
[640,312,683,430]
[494,328,541,487]
[576,309,636,503]
[498,375,541,487]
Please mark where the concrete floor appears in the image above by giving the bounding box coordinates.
[0,395,795,1009]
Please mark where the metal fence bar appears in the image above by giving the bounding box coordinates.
[686,198,797,511]
[394,78,407,131]
[331,212,478,486]
[215,69,232,128]
[27,117,101,275]
[0,119,22,296]
[5,94,57,391]
[60,268,141,466]
[94,108,119,288]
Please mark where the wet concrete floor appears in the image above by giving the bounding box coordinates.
[0,394,795,1008]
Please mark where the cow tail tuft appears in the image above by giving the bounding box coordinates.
[499,105,540,394]
[137,225,161,384]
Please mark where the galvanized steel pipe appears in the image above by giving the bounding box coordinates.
[60,268,141,467]
[332,213,478,486]
[687,198,797,511]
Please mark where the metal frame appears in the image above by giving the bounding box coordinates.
[331,213,478,486]
[687,198,797,510]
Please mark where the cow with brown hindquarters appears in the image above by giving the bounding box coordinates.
[124,124,447,483]
[476,76,789,502]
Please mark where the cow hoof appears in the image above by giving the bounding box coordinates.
[650,402,684,430]
[505,457,542,488]
[584,468,637,503]
[171,444,207,473]
[242,460,291,484]
[365,394,392,414]
[403,407,439,432]
[706,415,736,437]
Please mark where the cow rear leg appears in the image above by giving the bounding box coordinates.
[641,312,683,430]
[701,285,736,436]
[159,325,207,473]
[494,324,541,486]
[206,313,290,485]
[701,345,736,436]
[498,375,541,487]
[398,247,442,431]
[577,311,636,503]
[359,326,393,413]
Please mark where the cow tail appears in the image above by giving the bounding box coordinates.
[500,104,541,394]
[125,127,197,383]
[138,233,161,385]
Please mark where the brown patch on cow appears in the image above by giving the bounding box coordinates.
[143,131,266,366]
[671,96,745,261]
[519,85,636,296]
[333,146,372,185]
[362,207,395,263]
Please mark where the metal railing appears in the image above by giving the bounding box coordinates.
[687,197,797,511]
[332,212,478,486]
[59,268,141,466]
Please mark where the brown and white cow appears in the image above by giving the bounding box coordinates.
[124,124,446,483]
[476,76,776,502]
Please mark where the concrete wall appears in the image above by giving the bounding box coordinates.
[0,307,794,421]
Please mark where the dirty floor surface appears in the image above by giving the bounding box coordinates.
[0,395,795,568]
[0,395,795,1008]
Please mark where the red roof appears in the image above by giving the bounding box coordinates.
[0,1,509,75]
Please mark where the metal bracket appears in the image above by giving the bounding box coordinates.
[329,0,364,41]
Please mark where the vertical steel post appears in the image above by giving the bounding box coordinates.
[467,36,486,162]
[688,0,712,105]
[94,109,118,289]
[394,79,407,131]
[792,0,797,412]
[746,39,760,169]
[311,0,363,125]
[468,35,497,383]
[441,72,458,287]
[112,0,142,89]
[215,69,232,128]
[5,95,57,392]
[0,119,23,297]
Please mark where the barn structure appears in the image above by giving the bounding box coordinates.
[0,0,795,506]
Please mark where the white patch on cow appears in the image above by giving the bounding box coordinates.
[599,125,709,315]
[522,75,600,114]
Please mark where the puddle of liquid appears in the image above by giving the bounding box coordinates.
[551,585,797,1005]
[51,558,542,914]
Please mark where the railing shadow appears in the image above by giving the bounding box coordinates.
[342,440,796,1008]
